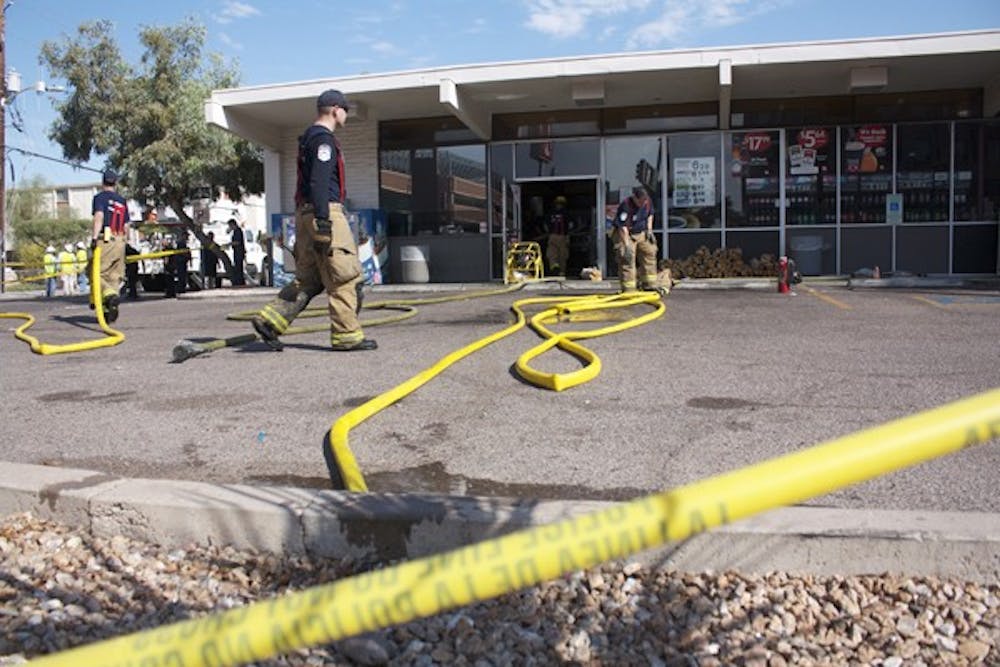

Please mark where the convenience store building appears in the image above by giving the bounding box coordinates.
[207,30,1000,281]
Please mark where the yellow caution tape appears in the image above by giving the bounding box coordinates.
[30,387,1000,667]
[0,246,124,355]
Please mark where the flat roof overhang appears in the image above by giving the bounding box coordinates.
[206,30,1000,148]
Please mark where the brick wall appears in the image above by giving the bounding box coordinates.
[278,119,379,214]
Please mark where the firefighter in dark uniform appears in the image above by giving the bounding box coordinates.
[546,195,571,277]
[90,169,128,322]
[612,186,658,293]
[251,89,376,352]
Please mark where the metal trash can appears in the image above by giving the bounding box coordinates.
[400,245,430,283]
[790,235,823,275]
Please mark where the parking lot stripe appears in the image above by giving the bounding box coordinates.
[802,285,852,310]
[910,295,951,310]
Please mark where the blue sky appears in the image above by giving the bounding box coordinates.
[5,0,999,186]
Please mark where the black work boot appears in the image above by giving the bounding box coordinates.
[330,338,377,352]
[104,295,120,323]
[251,316,284,351]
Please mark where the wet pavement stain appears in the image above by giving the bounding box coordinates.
[245,474,331,489]
[365,461,648,501]
[39,473,120,510]
[343,395,377,408]
[687,396,763,410]
[37,390,131,403]
[182,441,207,469]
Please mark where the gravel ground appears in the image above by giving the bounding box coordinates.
[1,513,998,666]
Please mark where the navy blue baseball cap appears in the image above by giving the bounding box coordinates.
[317,89,350,110]
[102,169,118,184]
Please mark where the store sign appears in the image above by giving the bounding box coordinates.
[742,132,773,153]
[857,125,888,147]
[673,157,715,208]
[796,128,829,149]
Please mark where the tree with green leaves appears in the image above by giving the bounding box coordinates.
[7,175,91,252]
[40,17,263,281]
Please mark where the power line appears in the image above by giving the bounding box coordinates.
[5,146,103,174]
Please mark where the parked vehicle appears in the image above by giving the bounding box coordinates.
[133,219,268,291]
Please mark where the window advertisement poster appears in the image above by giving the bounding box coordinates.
[843,125,890,174]
[269,213,296,286]
[672,157,716,207]
[788,127,833,175]
[730,131,779,177]
[886,193,903,224]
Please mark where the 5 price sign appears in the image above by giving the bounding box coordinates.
[796,128,830,149]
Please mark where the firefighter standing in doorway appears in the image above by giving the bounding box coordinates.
[546,195,571,277]
[612,186,658,293]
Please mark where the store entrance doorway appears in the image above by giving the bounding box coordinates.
[518,180,598,279]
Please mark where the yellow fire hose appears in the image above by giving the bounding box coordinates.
[325,290,665,491]
[171,282,531,362]
[28,386,1000,667]
[0,246,124,355]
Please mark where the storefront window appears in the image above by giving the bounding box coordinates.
[667,133,722,229]
[514,140,600,179]
[490,145,513,235]
[726,130,781,228]
[441,145,488,233]
[604,136,664,231]
[784,126,836,225]
[897,123,950,223]
[954,121,1000,222]
[378,145,486,236]
[380,150,412,237]
[840,124,892,223]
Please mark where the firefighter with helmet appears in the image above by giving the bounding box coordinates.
[612,186,659,293]
[546,195,572,277]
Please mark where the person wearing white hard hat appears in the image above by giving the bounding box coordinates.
[58,243,77,295]
[75,241,90,292]
[43,245,57,297]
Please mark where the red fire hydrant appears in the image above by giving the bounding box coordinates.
[778,255,791,293]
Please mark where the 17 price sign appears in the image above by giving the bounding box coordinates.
[742,132,773,153]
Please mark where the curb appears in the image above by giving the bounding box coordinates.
[2,462,997,582]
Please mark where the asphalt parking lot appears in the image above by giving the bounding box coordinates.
[1,280,998,513]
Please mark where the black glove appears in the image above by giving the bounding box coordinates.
[90,238,98,250]
[312,218,332,254]
[355,281,365,314]
[646,230,657,248]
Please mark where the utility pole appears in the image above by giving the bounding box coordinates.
[1,8,6,294]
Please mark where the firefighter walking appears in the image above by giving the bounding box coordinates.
[251,89,376,352]
[90,169,128,322]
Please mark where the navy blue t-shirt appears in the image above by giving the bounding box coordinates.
[92,190,129,235]
[613,196,654,234]
[295,124,345,220]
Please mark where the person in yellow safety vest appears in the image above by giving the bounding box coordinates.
[58,243,78,296]
[75,241,90,292]
[43,245,57,298]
